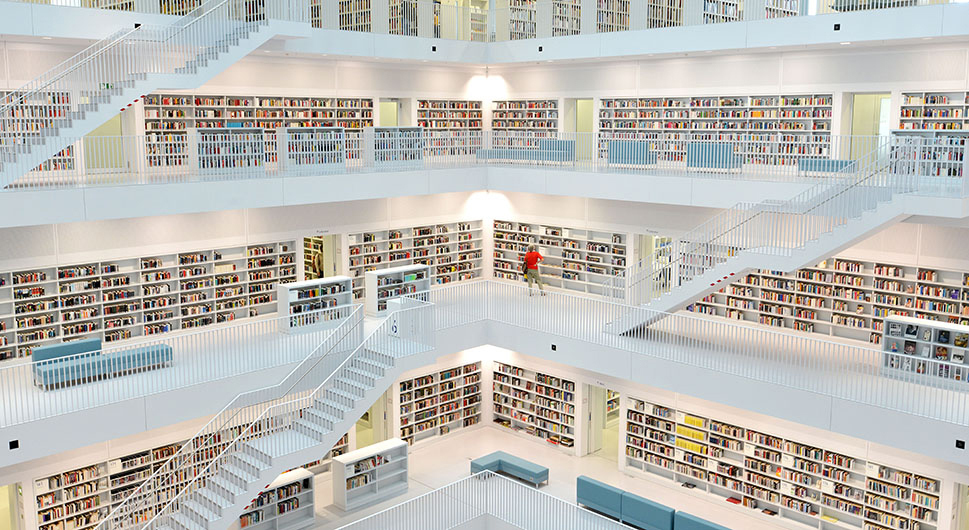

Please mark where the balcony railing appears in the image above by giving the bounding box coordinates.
[4,131,965,196]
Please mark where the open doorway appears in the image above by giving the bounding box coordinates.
[303,234,342,280]
[586,385,620,462]
[564,98,595,161]
[957,484,969,529]
[356,387,393,448]
[845,93,891,159]
[379,100,399,127]
[0,482,23,530]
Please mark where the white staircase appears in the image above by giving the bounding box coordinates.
[0,0,300,188]
[604,138,957,333]
[98,301,436,530]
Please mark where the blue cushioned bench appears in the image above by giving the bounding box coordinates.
[674,512,733,530]
[607,141,658,167]
[476,139,575,164]
[471,451,549,487]
[576,476,675,530]
[686,143,742,173]
[577,475,623,519]
[32,339,173,390]
[797,158,854,177]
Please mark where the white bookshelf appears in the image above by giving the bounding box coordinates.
[237,469,315,530]
[647,0,684,27]
[347,221,484,301]
[881,315,969,384]
[0,241,297,361]
[389,0,418,35]
[365,126,424,166]
[623,396,941,530]
[491,99,559,146]
[0,90,76,173]
[298,431,355,474]
[332,439,409,511]
[470,3,489,41]
[606,389,620,420]
[364,264,430,317]
[187,127,267,175]
[397,361,483,445]
[276,276,354,331]
[552,0,581,35]
[890,129,967,179]
[491,361,577,452]
[276,127,346,173]
[417,100,483,156]
[597,0,629,32]
[702,0,742,23]
[492,219,628,296]
[899,91,969,131]
[339,0,373,31]
[597,94,833,163]
[502,0,538,39]
[685,256,969,347]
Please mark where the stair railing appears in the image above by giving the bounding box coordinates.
[142,299,435,530]
[606,134,928,306]
[99,305,365,530]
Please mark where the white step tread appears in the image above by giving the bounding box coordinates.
[244,429,318,458]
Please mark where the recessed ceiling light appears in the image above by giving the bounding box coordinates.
[922,37,932,40]
[840,41,851,45]
[42,37,52,40]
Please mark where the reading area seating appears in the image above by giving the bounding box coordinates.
[607,141,658,167]
[797,158,854,176]
[476,139,575,163]
[577,475,675,530]
[470,451,549,487]
[32,338,173,390]
[685,143,742,172]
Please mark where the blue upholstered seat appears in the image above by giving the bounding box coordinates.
[621,491,675,530]
[607,141,658,166]
[470,451,549,486]
[674,511,734,530]
[32,339,173,389]
[686,143,742,171]
[576,475,623,519]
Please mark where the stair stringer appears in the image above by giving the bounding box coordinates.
[606,199,910,335]
[3,22,281,188]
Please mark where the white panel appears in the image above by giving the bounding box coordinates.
[246,200,389,237]
[203,57,340,94]
[586,200,717,234]
[0,224,57,270]
[389,192,474,222]
[782,47,968,87]
[639,54,783,93]
[496,62,639,97]
[838,222,923,266]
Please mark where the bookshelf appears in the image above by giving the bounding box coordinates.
[899,92,969,131]
[503,0,538,39]
[238,469,314,530]
[417,100,483,156]
[339,0,372,31]
[492,361,577,452]
[275,127,346,173]
[364,264,430,316]
[389,0,418,35]
[0,240,296,361]
[623,396,941,530]
[552,0,581,35]
[492,100,559,144]
[764,0,801,17]
[276,276,354,331]
[187,127,266,175]
[298,431,354,474]
[142,93,374,167]
[890,129,967,179]
[347,221,484,301]
[881,315,969,385]
[332,439,409,511]
[397,361,483,445]
[684,256,969,347]
[492,219,628,296]
[470,2,489,41]
[0,90,76,173]
[647,0,684,27]
[365,126,424,166]
[597,0,629,32]
[606,389,620,420]
[160,0,202,14]
[702,0,742,23]
[597,94,833,163]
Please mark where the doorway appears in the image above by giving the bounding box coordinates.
[0,483,22,530]
[356,387,392,448]
[846,93,891,159]
[379,100,399,127]
[564,98,594,161]
[586,385,620,461]
[958,484,969,529]
[303,234,341,280]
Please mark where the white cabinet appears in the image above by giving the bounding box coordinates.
[332,439,409,511]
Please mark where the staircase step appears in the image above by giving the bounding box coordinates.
[345,365,380,382]
[294,418,332,440]
[326,386,359,404]
[244,430,318,459]
[336,376,369,396]
[170,513,206,530]
[220,463,257,485]
[208,475,245,498]
[230,450,272,474]
[184,500,220,522]
[195,487,233,510]
[351,356,392,373]
[306,403,344,426]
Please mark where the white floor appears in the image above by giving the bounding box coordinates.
[309,427,788,530]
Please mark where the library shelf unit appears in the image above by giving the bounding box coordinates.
[0,240,297,361]
[684,256,969,347]
[365,126,424,166]
[606,389,620,420]
[142,93,374,167]
[597,0,629,32]
[502,0,538,39]
[187,127,266,175]
[389,0,418,35]
[763,0,801,18]
[238,469,315,530]
[623,396,942,530]
[0,90,75,173]
[492,219,628,296]
[339,0,373,31]
[417,100,483,156]
[899,91,969,131]
[889,129,967,179]
[275,127,346,173]
[491,99,559,145]
[347,220,484,300]
[276,276,354,332]
[332,438,409,511]
[364,264,430,317]
[702,0,742,23]
[470,4,489,41]
[596,94,833,164]
[396,361,483,446]
[304,236,325,280]
[881,315,969,385]
[492,361,577,452]
[552,0,581,36]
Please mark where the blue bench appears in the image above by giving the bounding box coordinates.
[471,451,549,487]
[476,139,575,163]
[686,143,742,172]
[576,476,675,530]
[32,339,173,390]
[797,158,854,176]
[674,512,733,530]
[607,141,658,167]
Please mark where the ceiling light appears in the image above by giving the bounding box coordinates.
[42,37,52,40]
[840,41,851,45]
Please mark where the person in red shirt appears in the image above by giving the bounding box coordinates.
[523,244,545,296]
